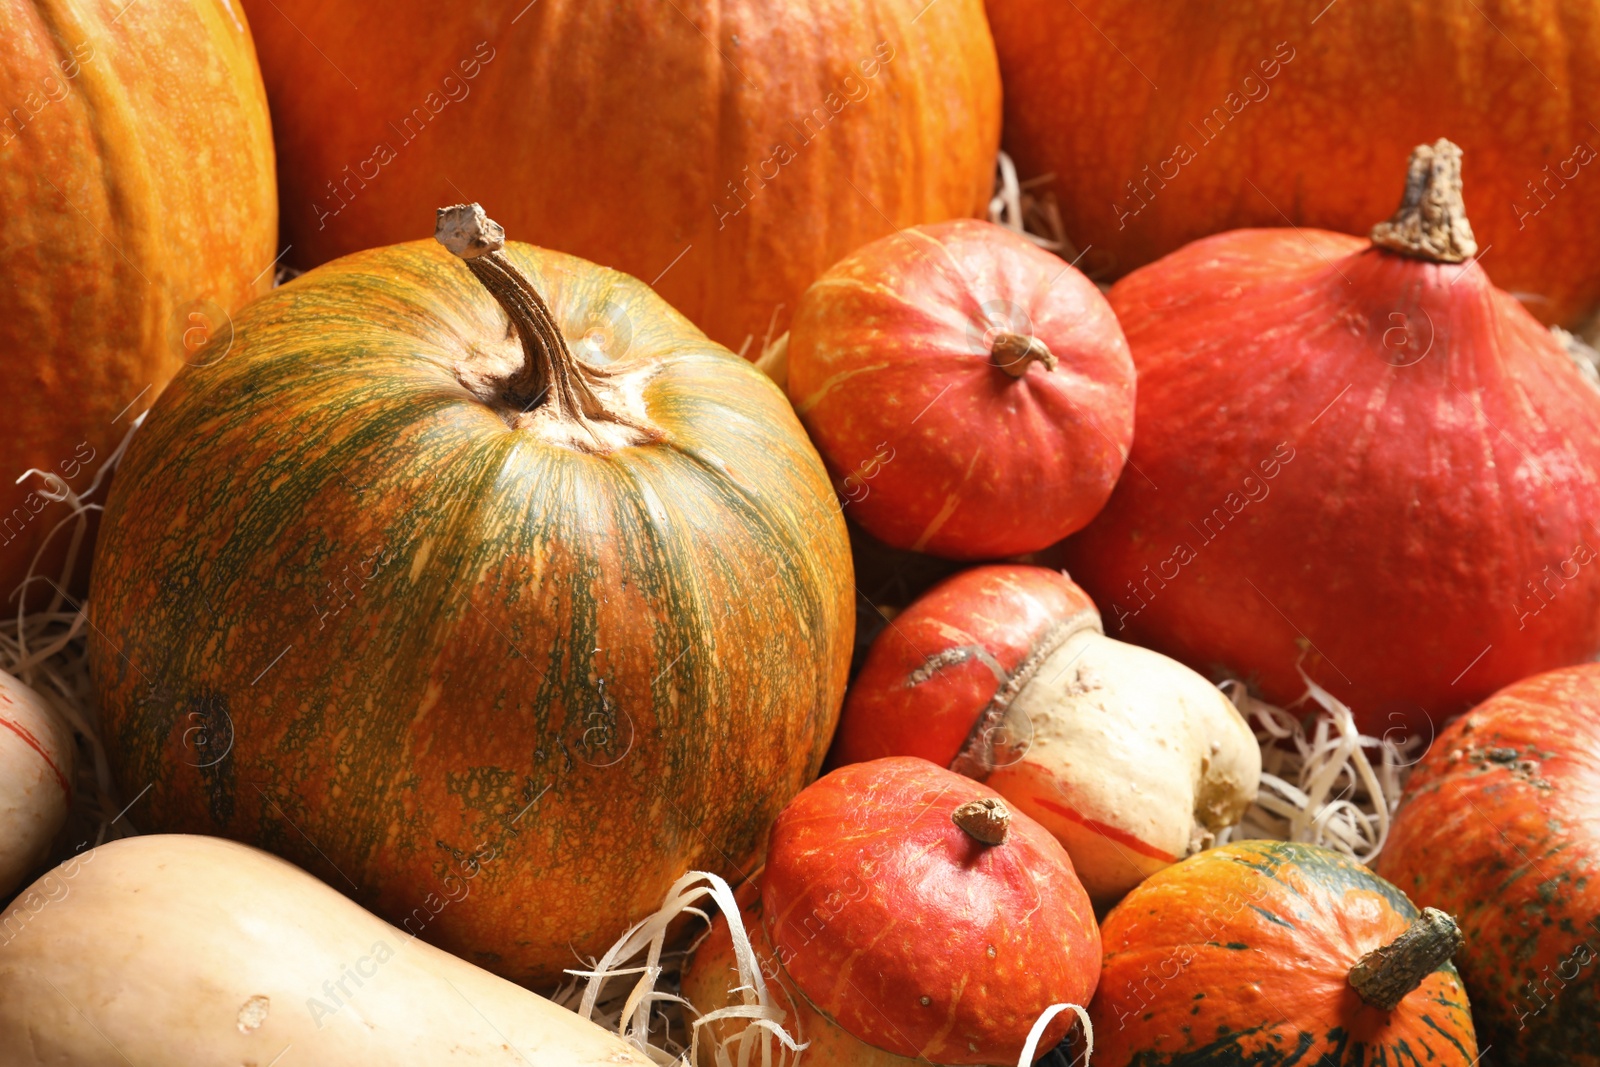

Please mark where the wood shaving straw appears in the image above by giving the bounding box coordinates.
[0,414,144,884]
[987,150,1074,259]
[1222,675,1419,863]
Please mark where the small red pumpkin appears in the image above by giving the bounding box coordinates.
[1378,664,1600,1065]
[1064,140,1600,735]
[786,220,1135,559]
[1093,840,1478,1065]
[830,565,1259,904]
[683,756,1101,1065]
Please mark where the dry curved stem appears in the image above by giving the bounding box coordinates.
[1369,139,1478,264]
[1348,907,1464,1011]
[435,203,660,450]
[991,331,1058,378]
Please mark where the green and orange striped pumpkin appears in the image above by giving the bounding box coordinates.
[1092,840,1478,1065]
[86,205,854,987]
[1379,664,1600,1066]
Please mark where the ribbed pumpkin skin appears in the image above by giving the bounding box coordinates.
[0,0,276,602]
[763,757,1100,1064]
[787,220,1134,559]
[238,0,1000,350]
[87,240,854,987]
[1378,666,1600,1066]
[1093,841,1477,1066]
[1063,230,1600,736]
[987,0,1600,326]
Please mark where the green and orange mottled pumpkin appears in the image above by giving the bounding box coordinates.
[1379,664,1600,1066]
[86,205,854,986]
[1092,840,1477,1066]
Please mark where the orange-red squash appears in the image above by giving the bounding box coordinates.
[683,757,1100,1065]
[1065,141,1600,735]
[787,220,1134,559]
[987,0,1600,327]
[238,0,1000,351]
[0,0,277,603]
[86,206,853,987]
[1378,664,1600,1065]
[1093,840,1477,1065]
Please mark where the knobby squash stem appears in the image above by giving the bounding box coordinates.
[1347,907,1464,1011]
[952,797,1011,845]
[1369,139,1478,264]
[435,203,655,444]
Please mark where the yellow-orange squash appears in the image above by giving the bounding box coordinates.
[0,0,277,602]
[238,0,1001,350]
[87,206,854,986]
[988,0,1600,326]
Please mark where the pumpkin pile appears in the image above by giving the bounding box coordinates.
[2,2,1598,1064]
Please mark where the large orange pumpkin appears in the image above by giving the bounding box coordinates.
[987,0,1600,326]
[86,205,854,987]
[0,0,277,603]
[238,0,1000,351]
[1379,665,1600,1065]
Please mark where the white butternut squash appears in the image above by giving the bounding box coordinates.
[0,834,654,1065]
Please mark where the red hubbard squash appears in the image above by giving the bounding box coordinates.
[830,564,1258,904]
[86,205,854,986]
[1378,664,1600,1065]
[786,220,1135,559]
[0,0,276,604]
[1093,840,1478,1065]
[682,757,1100,1066]
[1064,141,1600,736]
[238,0,1000,351]
[987,0,1600,327]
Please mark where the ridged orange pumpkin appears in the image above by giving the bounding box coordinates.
[86,205,854,986]
[1379,664,1600,1065]
[1093,841,1477,1065]
[1,0,276,603]
[987,0,1600,327]
[239,0,1000,351]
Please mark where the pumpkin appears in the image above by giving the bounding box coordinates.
[1378,664,1600,1065]
[237,0,1000,352]
[0,0,276,605]
[0,834,656,1064]
[682,757,1100,1065]
[1063,141,1600,736]
[830,564,1258,904]
[85,205,854,986]
[987,0,1600,328]
[786,220,1135,559]
[1093,840,1478,1065]
[0,668,72,897]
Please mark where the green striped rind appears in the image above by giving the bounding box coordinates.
[1097,840,1476,1067]
[87,240,854,985]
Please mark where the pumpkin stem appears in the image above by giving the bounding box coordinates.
[952,797,1011,845]
[1369,139,1478,264]
[991,331,1058,378]
[435,203,658,449]
[1347,907,1464,1011]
